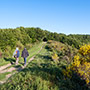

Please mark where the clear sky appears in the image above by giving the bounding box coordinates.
[0,0,90,34]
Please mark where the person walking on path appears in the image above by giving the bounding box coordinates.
[21,48,29,66]
[13,47,20,65]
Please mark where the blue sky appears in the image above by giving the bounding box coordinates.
[0,0,90,34]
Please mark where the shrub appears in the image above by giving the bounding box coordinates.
[3,46,12,57]
[79,44,90,62]
[25,43,32,50]
[16,41,24,50]
[47,40,77,64]
[52,53,59,62]
[64,44,90,85]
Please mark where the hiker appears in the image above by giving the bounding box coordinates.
[13,47,20,65]
[21,48,29,66]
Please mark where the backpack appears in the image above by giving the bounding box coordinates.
[17,50,20,57]
[14,50,20,58]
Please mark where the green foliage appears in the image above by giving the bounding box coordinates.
[0,43,89,90]
[47,40,77,64]
[3,46,12,57]
[0,29,17,50]
[16,41,24,50]
[0,27,90,55]
[25,43,33,50]
[0,42,44,67]
[51,53,59,62]
[0,72,11,81]
[0,27,45,58]
[0,26,90,89]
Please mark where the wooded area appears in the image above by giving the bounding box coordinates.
[0,27,90,58]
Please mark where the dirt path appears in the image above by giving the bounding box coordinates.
[0,64,11,72]
[0,56,36,74]
[0,42,46,84]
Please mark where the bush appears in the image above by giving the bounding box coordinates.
[16,41,24,50]
[52,53,59,62]
[3,46,12,57]
[25,43,33,50]
[64,44,90,85]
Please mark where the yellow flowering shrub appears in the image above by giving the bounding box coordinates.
[52,53,59,62]
[79,44,90,62]
[74,45,90,84]
[73,55,80,67]
[63,44,90,84]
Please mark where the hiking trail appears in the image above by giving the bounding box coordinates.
[0,42,46,84]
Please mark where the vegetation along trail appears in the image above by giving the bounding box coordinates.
[0,27,90,89]
[0,42,46,84]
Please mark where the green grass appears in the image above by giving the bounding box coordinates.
[0,44,62,90]
[27,42,44,61]
[0,42,45,82]
[0,42,44,67]
[0,72,11,81]
[0,43,89,90]
[0,58,9,66]
[18,42,45,66]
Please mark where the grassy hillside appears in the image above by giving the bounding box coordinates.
[0,42,44,82]
[0,41,89,90]
[0,42,43,67]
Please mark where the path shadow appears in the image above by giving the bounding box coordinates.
[4,58,16,64]
[43,55,52,60]
[19,62,24,66]
[14,64,23,71]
